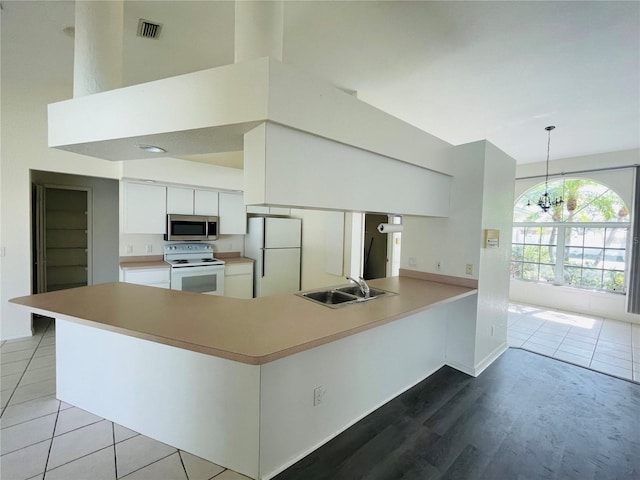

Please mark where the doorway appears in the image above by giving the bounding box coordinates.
[363,214,388,280]
[32,185,91,293]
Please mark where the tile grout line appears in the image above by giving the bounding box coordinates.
[0,319,53,418]
[177,450,189,480]
[113,422,119,479]
[118,450,177,479]
[42,396,62,479]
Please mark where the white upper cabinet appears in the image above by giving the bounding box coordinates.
[123,183,167,234]
[167,187,194,214]
[194,190,219,216]
[219,192,247,234]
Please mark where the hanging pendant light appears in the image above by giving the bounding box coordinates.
[529,125,563,212]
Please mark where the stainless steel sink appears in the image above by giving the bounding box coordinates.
[334,286,389,298]
[297,284,396,308]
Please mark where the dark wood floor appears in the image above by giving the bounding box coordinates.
[274,348,640,480]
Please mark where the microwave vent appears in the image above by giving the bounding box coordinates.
[137,19,162,39]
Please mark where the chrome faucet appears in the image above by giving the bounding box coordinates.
[347,276,371,298]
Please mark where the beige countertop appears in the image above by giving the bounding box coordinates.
[221,256,255,265]
[119,255,169,270]
[10,275,476,365]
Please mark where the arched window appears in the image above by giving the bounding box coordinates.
[512,178,630,293]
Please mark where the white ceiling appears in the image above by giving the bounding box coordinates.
[2,0,639,165]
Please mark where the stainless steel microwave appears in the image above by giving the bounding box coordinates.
[165,214,218,241]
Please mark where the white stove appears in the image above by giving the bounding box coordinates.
[164,243,225,295]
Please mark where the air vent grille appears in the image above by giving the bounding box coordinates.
[137,19,162,39]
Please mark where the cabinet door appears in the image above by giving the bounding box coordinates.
[122,268,170,288]
[167,187,194,214]
[194,190,219,216]
[124,183,167,234]
[219,192,247,234]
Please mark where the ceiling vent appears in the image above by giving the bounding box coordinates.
[137,19,162,39]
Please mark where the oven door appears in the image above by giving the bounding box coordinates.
[170,265,225,296]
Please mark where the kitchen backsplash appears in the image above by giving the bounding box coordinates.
[120,234,245,257]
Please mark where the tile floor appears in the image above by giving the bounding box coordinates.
[508,303,640,383]
[1,317,251,480]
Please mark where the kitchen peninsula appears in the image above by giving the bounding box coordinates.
[11,273,478,480]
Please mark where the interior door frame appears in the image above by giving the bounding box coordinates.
[34,184,94,292]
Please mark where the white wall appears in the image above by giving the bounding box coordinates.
[475,142,517,365]
[511,148,640,324]
[1,81,122,339]
[290,209,350,291]
[401,140,515,374]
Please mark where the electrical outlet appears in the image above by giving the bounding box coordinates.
[408,257,417,267]
[126,244,133,254]
[146,244,153,253]
[466,264,473,275]
[436,261,441,271]
[313,386,327,406]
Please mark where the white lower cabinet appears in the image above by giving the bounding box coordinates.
[121,267,170,289]
[224,262,254,299]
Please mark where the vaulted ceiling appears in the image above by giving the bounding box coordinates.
[2,1,638,164]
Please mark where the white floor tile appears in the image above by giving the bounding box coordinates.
[553,350,591,368]
[526,335,562,349]
[521,341,556,357]
[563,334,597,347]
[590,360,633,380]
[596,339,632,353]
[39,337,56,347]
[568,326,601,338]
[632,325,640,348]
[594,345,633,362]
[591,352,633,369]
[59,401,74,411]
[1,360,30,377]
[0,439,51,480]
[599,320,632,346]
[33,345,56,358]
[538,324,571,334]
[1,349,34,364]
[47,420,114,470]
[8,379,56,405]
[556,344,593,359]
[54,406,104,436]
[45,445,116,480]
[26,355,56,371]
[1,373,23,392]
[180,451,225,480]
[115,433,177,478]
[121,452,187,480]
[0,341,39,354]
[530,331,565,343]
[19,367,56,387]
[114,423,139,443]
[214,469,253,480]
[507,336,525,348]
[0,413,57,455]
[0,395,60,429]
[507,330,530,341]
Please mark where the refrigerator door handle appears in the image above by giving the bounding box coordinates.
[261,248,265,277]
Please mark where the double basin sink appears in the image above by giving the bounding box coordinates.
[297,284,396,308]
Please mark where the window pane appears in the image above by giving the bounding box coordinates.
[603,249,625,270]
[540,245,557,265]
[512,245,524,262]
[510,262,523,279]
[566,227,585,246]
[583,248,604,267]
[512,227,526,243]
[524,227,541,244]
[522,263,539,281]
[523,245,540,263]
[605,228,628,249]
[583,228,605,248]
[603,271,625,293]
[564,247,583,267]
[539,227,557,245]
[539,265,555,283]
[581,268,603,289]
[564,266,582,286]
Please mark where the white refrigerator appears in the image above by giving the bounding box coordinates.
[244,217,302,297]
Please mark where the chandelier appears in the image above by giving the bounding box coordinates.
[529,125,563,212]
